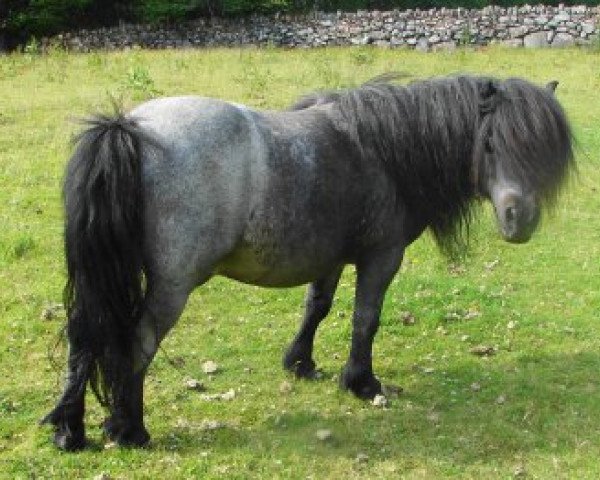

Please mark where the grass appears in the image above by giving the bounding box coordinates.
[1,45,600,479]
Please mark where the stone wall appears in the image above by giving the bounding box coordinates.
[50,4,599,52]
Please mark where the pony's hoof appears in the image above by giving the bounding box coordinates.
[53,428,86,451]
[283,357,318,379]
[103,417,150,448]
[283,344,320,379]
[40,410,86,451]
[340,366,382,400]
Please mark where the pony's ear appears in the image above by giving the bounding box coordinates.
[546,80,559,93]
[480,80,499,99]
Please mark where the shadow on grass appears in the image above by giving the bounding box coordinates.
[148,350,600,467]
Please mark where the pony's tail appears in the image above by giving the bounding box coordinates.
[62,112,146,409]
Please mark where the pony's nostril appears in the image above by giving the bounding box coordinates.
[505,206,516,223]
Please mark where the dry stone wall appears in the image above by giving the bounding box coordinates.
[51,4,599,51]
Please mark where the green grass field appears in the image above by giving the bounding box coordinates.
[1,46,600,479]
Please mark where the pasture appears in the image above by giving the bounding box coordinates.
[1,46,599,479]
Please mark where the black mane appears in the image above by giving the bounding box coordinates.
[293,75,573,255]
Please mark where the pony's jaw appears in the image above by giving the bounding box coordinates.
[491,187,540,244]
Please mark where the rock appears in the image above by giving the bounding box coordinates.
[40,303,64,321]
[201,389,236,401]
[553,13,571,23]
[382,384,403,398]
[582,22,596,35]
[279,380,293,394]
[200,419,225,430]
[220,389,236,401]
[401,311,416,326]
[94,474,112,480]
[513,464,527,477]
[316,429,333,441]
[372,394,388,407]
[496,394,507,404]
[508,26,528,38]
[470,382,481,392]
[426,411,440,423]
[431,41,456,51]
[202,360,219,374]
[524,31,549,48]
[355,452,369,463]
[470,345,496,356]
[551,32,575,47]
[415,37,429,51]
[185,378,205,391]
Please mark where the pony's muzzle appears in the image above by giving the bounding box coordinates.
[496,192,540,244]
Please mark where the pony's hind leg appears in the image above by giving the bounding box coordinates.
[340,247,404,399]
[283,266,343,378]
[102,282,191,447]
[41,334,90,451]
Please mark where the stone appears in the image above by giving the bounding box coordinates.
[551,32,575,47]
[553,13,571,23]
[279,380,293,393]
[316,429,333,441]
[355,452,369,463]
[470,345,496,356]
[372,394,388,407]
[523,31,549,47]
[39,7,600,52]
[185,379,205,391]
[508,26,528,38]
[415,37,429,51]
[582,22,596,35]
[202,360,219,374]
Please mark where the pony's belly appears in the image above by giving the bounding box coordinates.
[215,244,340,288]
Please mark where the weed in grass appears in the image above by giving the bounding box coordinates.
[23,37,41,57]
[350,47,376,66]
[122,64,163,100]
[86,52,105,68]
[1,234,35,263]
[315,57,343,89]
[235,55,273,106]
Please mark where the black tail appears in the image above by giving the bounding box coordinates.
[63,112,146,409]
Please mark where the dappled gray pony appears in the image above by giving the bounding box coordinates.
[43,75,573,451]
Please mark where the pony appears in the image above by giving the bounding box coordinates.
[42,74,573,450]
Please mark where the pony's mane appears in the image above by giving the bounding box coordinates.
[292,75,573,256]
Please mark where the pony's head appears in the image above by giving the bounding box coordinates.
[473,79,574,243]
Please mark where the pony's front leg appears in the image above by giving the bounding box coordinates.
[103,286,189,447]
[283,266,343,378]
[340,247,404,399]
[41,336,90,451]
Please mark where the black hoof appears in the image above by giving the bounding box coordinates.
[340,365,382,400]
[53,427,86,451]
[283,350,318,379]
[103,416,150,448]
[283,342,318,379]
[40,411,86,451]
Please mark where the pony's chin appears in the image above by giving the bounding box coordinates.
[499,227,534,244]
